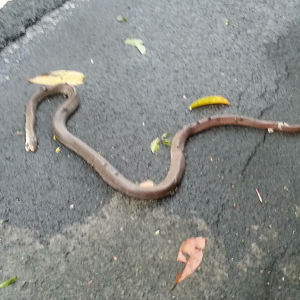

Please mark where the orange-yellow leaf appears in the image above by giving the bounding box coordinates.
[28,70,85,86]
[171,237,207,290]
[139,180,155,187]
[189,96,230,110]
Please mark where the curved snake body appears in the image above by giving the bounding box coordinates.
[25,84,300,200]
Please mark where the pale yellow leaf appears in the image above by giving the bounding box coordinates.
[28,70,85,86]
[125,38,146,54]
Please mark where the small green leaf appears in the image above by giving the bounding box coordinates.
[135,43,146,55]
[125,38,146,54]
[125,38,143,46]
[116,15,127,23]
[150,138,160,153]
[161,132,173,146]
[0,276,19,288]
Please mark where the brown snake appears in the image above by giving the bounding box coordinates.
[25,84,300,200]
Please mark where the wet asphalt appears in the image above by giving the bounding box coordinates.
[0,0,300,299]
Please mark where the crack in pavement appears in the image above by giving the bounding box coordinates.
[240,104,275,177]
[240,132,266,177]
[215,203,226,229]
[259,103,275,118]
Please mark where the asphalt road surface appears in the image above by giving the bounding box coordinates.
[0,0,67,50]
[1,0,300,299]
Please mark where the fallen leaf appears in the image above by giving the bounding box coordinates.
[125,38,146,54]
[56,147,61,153]
[161,132,173,146]
[171,237,207,290]
[116,15,127,22]
[139,180,155,187]
[0,276,18,288]
[150,137,160,153]
[28,70,85,86]
[189,96,230,111]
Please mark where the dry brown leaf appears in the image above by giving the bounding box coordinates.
[171,237,207,290]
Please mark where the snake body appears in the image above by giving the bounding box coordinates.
[25,84,300,200]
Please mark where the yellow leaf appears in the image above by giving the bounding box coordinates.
[56,147,61,153]
[189,96,230,110]
[28,70,85,86]
[53,135,56,140]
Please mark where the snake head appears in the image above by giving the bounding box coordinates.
[25,136,38,152]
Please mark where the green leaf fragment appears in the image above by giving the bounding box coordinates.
[125,38,143,46]
[0,276,19,288]
[116,15,127,23]
[136,43,146,55]
[125,38,146,54]
[161,132,173,146]
[150,138,160,153]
